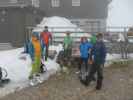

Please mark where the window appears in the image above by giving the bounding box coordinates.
[10,0,18,3]
[72,0,80,6]
[51,0,60,7]
[32,0,40,8]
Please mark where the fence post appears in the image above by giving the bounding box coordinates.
[124,27,128,59]
[51,27,54,45]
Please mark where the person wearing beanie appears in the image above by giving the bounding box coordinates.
[40,26,52,61]
[63,32,73,58]
[87,33,107,90]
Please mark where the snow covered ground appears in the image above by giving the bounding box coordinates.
[0,45,61,97]
[1,15,133,97]
[33,16,82,32]
[0,44,133,97]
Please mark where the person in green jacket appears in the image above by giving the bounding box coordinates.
[90,34,97,45]
[63,32,73,58]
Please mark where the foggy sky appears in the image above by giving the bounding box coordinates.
[107,0,133,27]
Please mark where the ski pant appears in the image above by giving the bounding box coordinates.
[64,48,72,58]
[87,63,103,89]
[45,44,49,61]
[79,58,88,71]
[29,56,41,79]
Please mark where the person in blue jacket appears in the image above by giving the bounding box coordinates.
[24,32,45,79]
[87,33,107,90]
[79,36,93,75]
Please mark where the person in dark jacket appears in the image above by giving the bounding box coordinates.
[87,33,107,90]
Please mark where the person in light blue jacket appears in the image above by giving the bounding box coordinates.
[79,37,93,73]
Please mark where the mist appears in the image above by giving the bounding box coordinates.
[107,0,133,27]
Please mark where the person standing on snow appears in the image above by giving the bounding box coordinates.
[27,33,43,80]
[63,32,73,58]
[87,33,107,90]
[79,37,93,84]
[41,26,52,61]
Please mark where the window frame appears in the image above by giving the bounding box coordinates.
[72,0,80,7]
[51,0,60,7]
[32,0,40,8]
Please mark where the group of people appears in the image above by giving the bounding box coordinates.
[25,26,107,90]
[24,26,52,80]
[79,33,106,90]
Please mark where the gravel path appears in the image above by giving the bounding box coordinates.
[1,63,133,100]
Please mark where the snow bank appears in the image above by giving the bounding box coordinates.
[33,16,91,41]
[0,48,30,82]
[106,54,121,61]
[33,16,81,32]
[0,44,61,97]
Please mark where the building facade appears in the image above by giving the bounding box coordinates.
[0,0,111,47]
[39,0,111,32]
[0,0,45,47]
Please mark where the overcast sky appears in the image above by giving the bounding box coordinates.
[107,0,133,27]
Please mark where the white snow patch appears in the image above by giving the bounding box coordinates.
[33,16,91,41]
[105,53,121,67]
[0,45,61,98]
[33,16,81,32]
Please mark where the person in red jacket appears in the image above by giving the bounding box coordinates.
[40,26,52,61]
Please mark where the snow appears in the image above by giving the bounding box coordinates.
[33,16,91,42]
[33,16,82,32]
[106,54,121,61]
[0,44,133,97]
[104,53,121,67]
[0,45,61,97]
[1,15,133,97]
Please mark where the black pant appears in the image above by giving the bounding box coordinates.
[45,45,49,61]
[64,48,72,59]
[87,63,103,89]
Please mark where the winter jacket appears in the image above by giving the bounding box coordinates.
[92,41,106,64]
[63,36,73,50]
[41,31,52,46]
[25,38,44,61]
[90,35,96,45]
[79,42,92,58]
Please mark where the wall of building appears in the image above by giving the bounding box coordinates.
[39,0,109,19]
[0,7,44,47]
